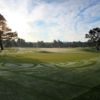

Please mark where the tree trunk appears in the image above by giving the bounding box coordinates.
[0,31,3,50]
[0,40,3,50]
[96,43,100,51]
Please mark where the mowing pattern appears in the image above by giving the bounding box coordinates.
[0,58,100,100]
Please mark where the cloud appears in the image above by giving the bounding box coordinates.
[74,0,100,32]
[76,0,100,18]
[0,0,100,42]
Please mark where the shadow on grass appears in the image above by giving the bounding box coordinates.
[79,47,100,53]
[0,55,42,64]
[72,85,100,100]
[0,76,50,100]
[36,50,53,53]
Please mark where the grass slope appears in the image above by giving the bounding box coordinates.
[0,48,100,100]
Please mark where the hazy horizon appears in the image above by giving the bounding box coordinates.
[0,0,100,42]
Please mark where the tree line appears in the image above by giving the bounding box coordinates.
[3,39,93,48]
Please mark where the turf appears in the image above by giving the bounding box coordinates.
[0,48,100,100]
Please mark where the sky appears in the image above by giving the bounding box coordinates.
[0,0,100,42]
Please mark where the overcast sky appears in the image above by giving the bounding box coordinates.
[0,0,100,42]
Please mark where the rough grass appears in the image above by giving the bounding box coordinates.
[0,48,100,100]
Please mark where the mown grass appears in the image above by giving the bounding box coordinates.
[0,47,99,63]
[0,48,100,100]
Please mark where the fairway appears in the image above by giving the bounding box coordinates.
[0,48,100,100]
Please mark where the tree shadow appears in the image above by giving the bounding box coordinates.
[80,47,100,53]
[0,54,42,64]
[72,84,100,100]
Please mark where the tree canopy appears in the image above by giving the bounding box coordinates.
[0,14,18,50]
[86,27,100,50]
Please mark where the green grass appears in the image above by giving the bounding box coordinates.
[0,48,100,100]
[0,48,99,63]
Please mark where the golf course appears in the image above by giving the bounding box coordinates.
[0,48,100,100]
